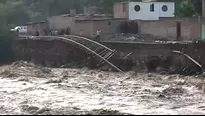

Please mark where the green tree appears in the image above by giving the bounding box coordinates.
[0,1,30,26]
[0,1,28,64]
[193,0,202,16]
[0,27,15,64]
[175,0,196,17]
[6,1,30,25]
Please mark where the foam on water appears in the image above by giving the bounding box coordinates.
[0,63,205,115]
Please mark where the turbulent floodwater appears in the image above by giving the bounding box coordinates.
[0,61,205,115]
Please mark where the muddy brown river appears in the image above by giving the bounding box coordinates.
[0,61,205,115]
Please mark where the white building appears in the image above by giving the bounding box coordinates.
[114,1,175,20]
[10,26,28,34]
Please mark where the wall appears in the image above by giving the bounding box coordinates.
[129,2,159,20]
[26,25,33,35]
[70,19,123,38]
[47,15,74,30]
[158,2,175,18]
[181,21,201,40]
[92,20,122,35]
[102,41,205,73]
[128,2,175,20]
[139,19,202,41]
[103,42,174,61]
[70,21,94,37]
[27,23,48,36]
[139,20,176,40]
[13,39,88,67]
[114,2,129,19]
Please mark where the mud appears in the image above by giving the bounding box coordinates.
[0,62,205,115]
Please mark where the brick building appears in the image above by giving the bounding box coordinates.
[71,18,125,38]
[47,14,124,38]
[26,21,48,36]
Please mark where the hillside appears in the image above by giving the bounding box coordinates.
[0,0,202,27]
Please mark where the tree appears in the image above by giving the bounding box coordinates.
[6,1,30,25]
[175,0,196,17]
[0,1,30,27]
[0,1,18,64]
[192,0,202,16]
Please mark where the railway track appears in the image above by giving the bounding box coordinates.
[19,35,124,73]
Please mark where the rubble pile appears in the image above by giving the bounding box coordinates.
[0,61,53,79]
[105,33,173,42]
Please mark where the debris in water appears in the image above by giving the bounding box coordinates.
[45,78,63,84]
[162,87,187,96]
[85,109,132,115]
[0,63,205,115]
[0,61,53,79]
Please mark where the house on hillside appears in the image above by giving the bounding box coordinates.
[114,1,175,20]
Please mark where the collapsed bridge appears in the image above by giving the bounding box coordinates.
[17,35,205,75]
[19,35,124,73]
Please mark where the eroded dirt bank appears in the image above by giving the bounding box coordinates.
[13,38,205,75]
[0,61,205,115]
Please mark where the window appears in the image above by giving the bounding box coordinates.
[134,5,140,12]
[150,4,154,12]
[122,3,126,12]
[162,5,168,12]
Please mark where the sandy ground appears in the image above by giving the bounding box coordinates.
[0,61,205,115]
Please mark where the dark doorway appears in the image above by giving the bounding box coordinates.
[119,21,139,34]
[176,21,181,41]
